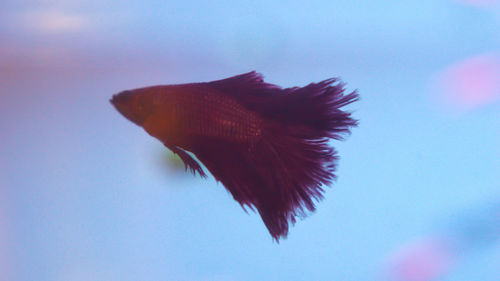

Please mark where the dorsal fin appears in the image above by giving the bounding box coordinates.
[209,71,270,88]
[206,71,283,100]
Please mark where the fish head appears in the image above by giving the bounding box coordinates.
[110,88,156,126]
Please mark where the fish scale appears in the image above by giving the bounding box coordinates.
[167,89,262,141]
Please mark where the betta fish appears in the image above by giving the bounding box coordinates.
[110,71,358,241]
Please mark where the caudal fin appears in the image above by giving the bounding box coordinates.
[208,71,358,139]
[194,73,359,241]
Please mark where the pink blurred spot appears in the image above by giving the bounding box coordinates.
[22,10,91,33]
[434,54,500,111]
[386,238,455,281]
[454,0,500,8]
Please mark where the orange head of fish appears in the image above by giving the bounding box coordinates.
[110,89,156,126]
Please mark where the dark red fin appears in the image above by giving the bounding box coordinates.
[166,144,207,178]
[190,130,337,241]
[207,71,359,139]
[190,139,261,209]
[193,72,359,241]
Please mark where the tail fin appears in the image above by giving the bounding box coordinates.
[208,71,359,140]
[196,72,359,240]
[272,79,359,140]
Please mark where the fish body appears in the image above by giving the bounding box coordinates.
[111,71,358,241]
[143,85,263,149]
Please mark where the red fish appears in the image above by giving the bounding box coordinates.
[110,71,358,241]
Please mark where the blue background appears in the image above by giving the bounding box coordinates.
[1,1,499,280]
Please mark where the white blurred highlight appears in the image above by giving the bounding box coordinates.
[22,10,91,33]
[432,53,500,112]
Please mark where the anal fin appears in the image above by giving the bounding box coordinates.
[166,144,207,178]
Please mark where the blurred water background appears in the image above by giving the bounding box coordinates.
[1,1,500,280]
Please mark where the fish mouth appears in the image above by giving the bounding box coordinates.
[109,94,118,106]
[110,91,134,121]
[110,90,145,126]
[110,90,133,107]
